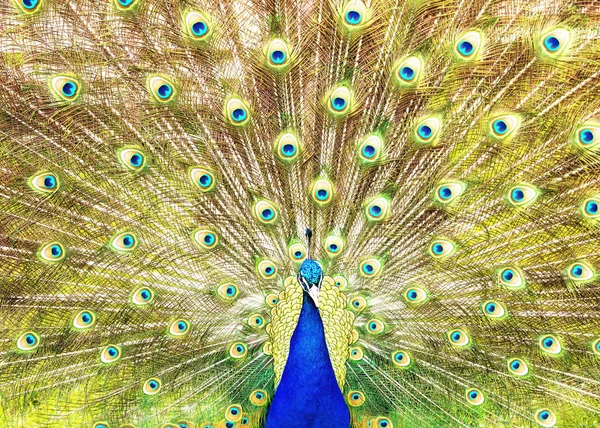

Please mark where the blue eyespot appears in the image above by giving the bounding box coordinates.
[369,322,377,330]
[22,0,39,10]
[331,97,347,111]
[129,153,143,167]
[400,66,414,81]
[451,332,462,342]
[511,360,520,370]
[230,407,239,416]
[511,188,524,202]
[236,345,244,353]
[329,244,338,252]
[118,0,134,5]
[192,21,208,37]
[580,129,594,145]
[203,233,215,245]
[265,266,274,275]
[418,125,432,139]
[432,244,444,255]
[226,286,235,296]
[544,36,560,52]
[363,264,374,274]
[81,312,92,324]
[107,346,118,357]
[352,393,360,400]
[261,209,274,220]
[407,290,419,301]
[539,411,549,420]
[469,391,478,400]
[502,269,514,281]
[157,84,173,99]
[44,175,56,189]
[232,108,247,122]
[458,41,474,56]
[379,420,389,428]
[493,119,508,134]
[362,144,376,158]
[177,321,188,332]
[149,380,158,389]
[270,50,286,64]
[25,334,37,345]
[226,423,234,428]
[122,234,134,248]
[61,81,77,98]
[485,302,496,313]
[140,289,151,300]
[50,244,62,257]
[345,10,362,25]
[571,264,583,277]
[316,189,329,200]
[395,352,405,362]
[198,174,212,188]
[282,143,296,156]
[585,200,599,215]
[543,338,554,348]
[438,186,452,199]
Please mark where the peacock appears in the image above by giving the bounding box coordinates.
[2,0,600,426]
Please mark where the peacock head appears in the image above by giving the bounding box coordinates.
[298,259,323,307]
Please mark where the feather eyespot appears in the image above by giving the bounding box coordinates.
[311,178,335,206]
[15,0,42,13]
[225,404,243,422]
[539,335,561,355]
[490,115,519,139]
[110,232,138,252]
[100,345,122,363]
[507,184,539,207]
[374,417,393,428]
[275,133,301,162]
[366,319,385,335]
[394,56,422,87]
[143,378,161,395]
[592,338,600,355]
[507,357,529,376]
[225,97,250,126]
[288,243,307,262]
[359,258,382,277]
[540,28,569,56]
[254,200,279,224]
[434,182,465,204]
[535,409,556,427]
[217,283,238,301]
[185,11,211,41]
[566,261,595,282]
[324,235,344,257]
[257,259,277,279]
[73,310,96,330]
[118,148,147,171]
[250,390,268,406]
[465,388,484,405]
[429,239,455,258]
[448,329,470,347]
[29,171,59,194]
[498,267,525,289]
[347,390,365,406]
[340,0,369,31]
[581,198,600,218]
[17,331,40,351]
[349,346,363,361]
[265,293,279,307]
[190,167,216,192]
[51,76,80,101]
[148,75,176,103]
[168,319,190,337]
[404,287,427,304]
[574,125,600,150]
[365,196,390,222]
[266,38,291,69]
[358,134,383,163]
[455,31,483,59]
[39,242,65,262]
[229,342,247,359]
[391,350,411,367]
[327,86,352,117]
[194,229,219,250]
[414,117,441,146]
[333,275,348,289]
[482,300,506,318]
[349,296,367,312]
[248,314,265,329]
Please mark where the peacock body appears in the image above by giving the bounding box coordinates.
[1,0,600,426]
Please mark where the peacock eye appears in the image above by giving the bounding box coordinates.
[225,404,243,422]
[581,197,600,218]
[349,296,367,312]
[248,314,265,329]
[374,417,392,428]
[225,97,250,126]
[342,0,367,27]
[489,114,519,139]
[394,56,422,87]
[254,200,279,224]
[507,184,539,207]
[16,0,42,13]
[347,390,365,406]
[327,86,352,117]
[391,350,411,367]
[311,178,335,206]
[482,300,506,318]
[366,319,385,335]
[257,259,277,279]
[39,242,65,262]
[535,409,556,427]
[110,232,138,252]
[168,319,190,337]
[147,75,176,102]
[465,388,484,405]
[217,283,238,301]
[455,31,482,59]
[266,38,291,69]
[539,335,561,355]
[566,261,595,282]
[434,181,465,204]
[359,258,382,278]
[229,342,247,359]
[100,344,122,363]
[29,171,60,194]
[193,229,219,250]
[190,167,216,192]
[73,310,96,329]
[265,293,279,307]
[250,389,268,406]
[51,76,80,101]
[324,235,344,258]
[429,239,455,258]
[498,267,525,289]
[333,275,348,289]
[507,357,528,376]
[349,346,364,361]
[185,11,211,40]
[592,338,600,355]
[574,125,600,150]
[365,196,390,222]
[177,421,192,428]
[92,423,109,428]
[142,378,162,395]
[540,28,569,56]
[288,243,307,262]
[118,148,147,171]
[414,117,441,145]
[275,133,301,162]
[358,134,383,163]
[404,287,427,304]
[448,328,470,347]
[17,331,40,351]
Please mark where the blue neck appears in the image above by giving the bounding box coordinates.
[266,291,350,428]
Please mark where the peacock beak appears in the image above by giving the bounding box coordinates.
[307,285,320,308]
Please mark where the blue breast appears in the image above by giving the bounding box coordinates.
[266,292,350,427]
